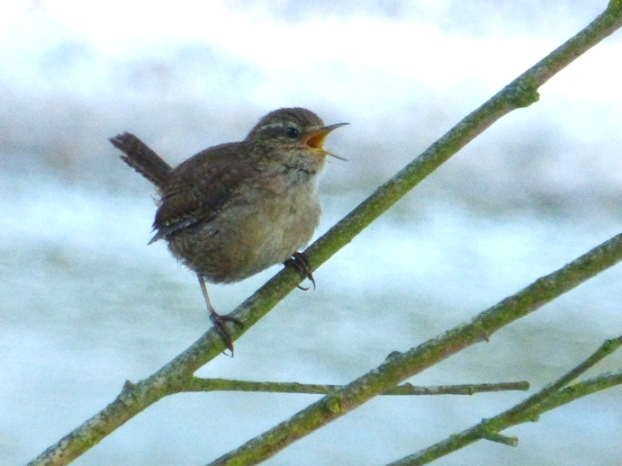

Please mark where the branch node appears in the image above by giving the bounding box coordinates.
[325,395,343,414]
[121,380,135,394]
[481,430,519,447]
[506,77,540,108]
[385,351,403,361]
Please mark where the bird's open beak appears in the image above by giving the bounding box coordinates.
[305,122,349,160]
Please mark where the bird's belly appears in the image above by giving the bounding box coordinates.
[168,186,321,283]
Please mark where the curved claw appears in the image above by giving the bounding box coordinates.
[198,274,244,356]
[209,312,244,357]
[284,251,316,290]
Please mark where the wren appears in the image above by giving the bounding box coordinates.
[110,107,347,354]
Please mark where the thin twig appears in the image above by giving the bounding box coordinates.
[208,4,622,464]
[386,336,622,466]
[27,3,622,465]
[182,377,530,395]
[209,234,622,466]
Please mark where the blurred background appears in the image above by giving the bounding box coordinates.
[2,1,622,465]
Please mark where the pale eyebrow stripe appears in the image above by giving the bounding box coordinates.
[255,121,294,132]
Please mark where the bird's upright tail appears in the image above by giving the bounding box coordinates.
[110,133,172,190]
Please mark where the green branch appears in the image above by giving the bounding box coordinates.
[208,233,622,465]
[182,378,529,395]
[387,336,622,465]
[27,2,622,465]
[207,3,622,463]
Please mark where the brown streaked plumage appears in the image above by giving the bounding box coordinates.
[110,107,347,355]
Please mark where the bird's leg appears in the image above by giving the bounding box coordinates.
[284,251,316,291]
[197,274,243,356]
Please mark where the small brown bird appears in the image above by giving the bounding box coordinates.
[110,108,347,354]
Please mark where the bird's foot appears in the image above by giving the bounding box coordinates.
[209,311,244,356]
[284,251,316,290]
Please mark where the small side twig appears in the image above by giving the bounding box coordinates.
[182,377,529,396]
[26,3,622,466]
[386,335,622,466]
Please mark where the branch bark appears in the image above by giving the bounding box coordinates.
[27,2,622,465]
[387,336,622,465]
[182,378,530,395]
[209,231,622,465]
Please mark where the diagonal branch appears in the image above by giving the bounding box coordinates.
[27,2,622,465]
[208,232,622,465]
[386,336,622,465]
[207,2,622,462]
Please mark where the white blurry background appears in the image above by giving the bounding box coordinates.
[1,1,622,465]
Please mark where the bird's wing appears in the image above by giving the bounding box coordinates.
[150,143,250,243]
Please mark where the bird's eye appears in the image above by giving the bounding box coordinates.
[285,126,299,138]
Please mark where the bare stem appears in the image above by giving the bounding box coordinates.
[207,3,622,463]
[182,378,530,395]
[27,2,622,465]
[209,234,622,465]
[387,336,622,466]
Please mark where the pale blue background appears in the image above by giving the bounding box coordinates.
[1,1,622,465]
